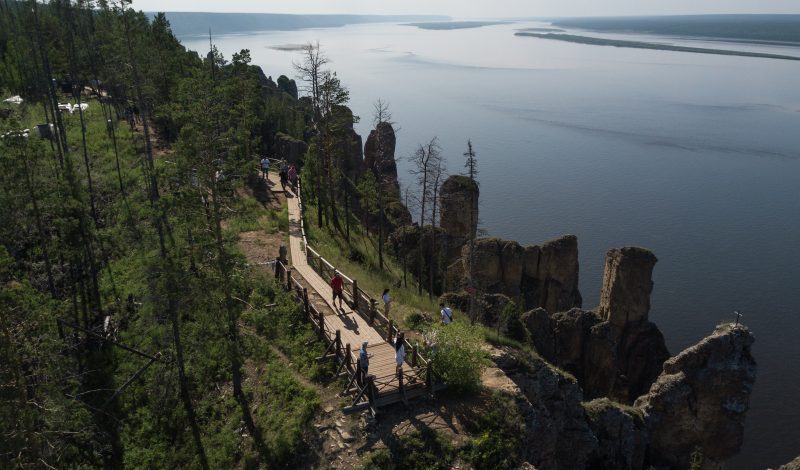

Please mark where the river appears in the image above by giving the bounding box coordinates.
[182,21,800,468]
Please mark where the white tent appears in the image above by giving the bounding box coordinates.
[3,95,23,105]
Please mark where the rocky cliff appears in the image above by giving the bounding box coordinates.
[778,456,800,470]
[598,247,657,327]
[490,347,598,470]
[272,132,308,165]
[363,121,399,191]
[635,323,757,469]
[521,246,670,403]
[332,105,364,180]
[362,121,412,229]
[459,235,582,313]
[439,175,479,266]
[491,323,756,469]
[523,307,670,403]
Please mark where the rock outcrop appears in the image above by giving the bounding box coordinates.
[584,398,648,470]
[276,74,298,99]
[599,247,658,327]
[361,121,412,230]
[779,456,800,470]
[333,105,364,179]
[363,121,399,189]
[491,347,598,470]
[461,235,582,313]
[522,244,671,403]
[635,323,757,469]
[273,132,308,165]
[486,321,757,470]
[439,175,479,265]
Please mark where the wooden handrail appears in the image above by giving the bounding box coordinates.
[291,171,429,368]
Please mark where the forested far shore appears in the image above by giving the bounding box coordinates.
[515,32,800,61]
[551,14,800,44]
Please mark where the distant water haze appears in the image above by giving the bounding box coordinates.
[182,20,800,469]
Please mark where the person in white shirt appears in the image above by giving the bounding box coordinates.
[260,157,270,179]
[440,303,453,325]
[382,288,391,318]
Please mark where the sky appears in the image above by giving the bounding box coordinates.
[130,0,800,17]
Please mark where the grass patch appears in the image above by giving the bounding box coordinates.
[461,392,525,469]
[228,195,289,234]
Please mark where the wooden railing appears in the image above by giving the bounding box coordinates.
[268,170,440,413]
[273,256,436,415]
[303,246,429,371]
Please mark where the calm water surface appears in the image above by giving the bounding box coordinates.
[183,22,800,468]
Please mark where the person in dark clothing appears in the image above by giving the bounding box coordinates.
[358,341,370,386]
[279,159,289,191]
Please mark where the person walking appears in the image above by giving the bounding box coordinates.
[288,164,298,192]
[382,288,392,318]
[279,159,289,191]
[260,156,270,180]
[358,341,370,386]
[331,271,345,312]
[440,303,453,325]
[394,331,406,375]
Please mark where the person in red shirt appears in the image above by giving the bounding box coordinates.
[330,271,345,311]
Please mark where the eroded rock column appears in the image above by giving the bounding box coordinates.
[598,247,657,327]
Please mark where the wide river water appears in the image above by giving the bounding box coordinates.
[182,21,800,468]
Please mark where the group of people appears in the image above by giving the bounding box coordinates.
[259,156,297,192]
[327,268,457,388]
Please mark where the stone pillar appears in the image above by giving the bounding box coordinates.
[440,175,479,265]
[598,247,658,327]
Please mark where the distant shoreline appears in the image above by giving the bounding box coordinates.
[405,20,510,30]
[515,32,800,61]
[550,15,800,45]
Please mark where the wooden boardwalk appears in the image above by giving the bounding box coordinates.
[267,174,431,414]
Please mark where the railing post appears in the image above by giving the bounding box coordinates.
[412,346,418,367]
[369,299,377,325]
[398,367,404,395]
[302,288,309,317]
[274,258,282,280]
[387,320,394,343]
[426,362,432,392]
[368,375,375,406]
[352,279,359,311]
[318,309,325,333]
[318,256,324,277]
[344,343,351,371]
[335,330,341,357]
[285,268,293,291]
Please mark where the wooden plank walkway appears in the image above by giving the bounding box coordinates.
[267,174,428,410]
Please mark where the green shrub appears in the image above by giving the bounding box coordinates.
[396,428,455,470]
[404,312,432,331]
[430,322,488,394]
[462,392,524,469]
[361,449,395,470]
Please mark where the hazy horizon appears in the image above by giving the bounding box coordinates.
[130,0,800,18]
